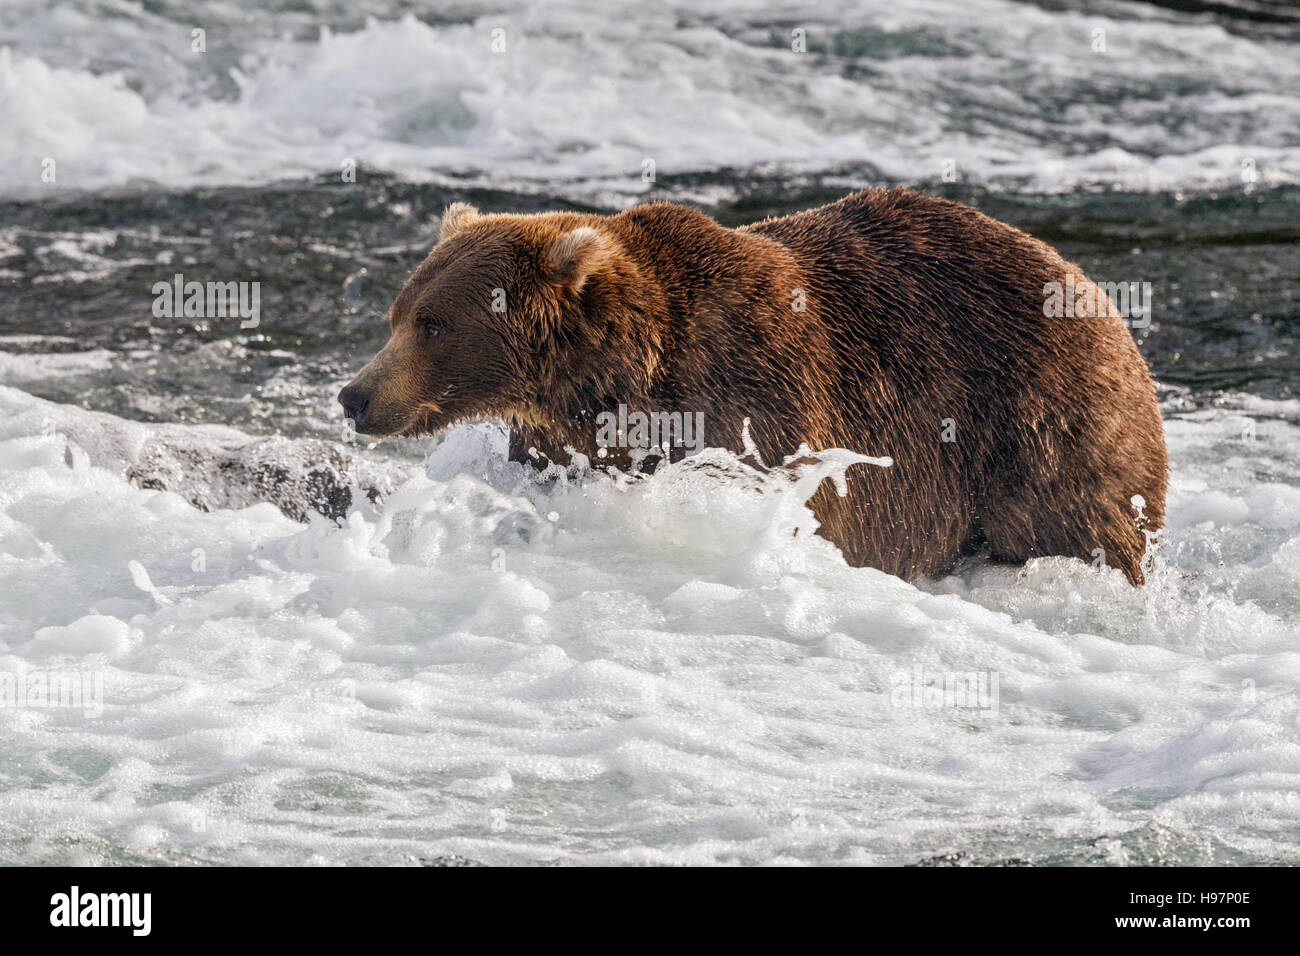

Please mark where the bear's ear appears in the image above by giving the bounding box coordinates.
[542,226,614,293]
[439,202,480,242]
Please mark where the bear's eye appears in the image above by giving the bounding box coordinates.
[419,317,443,340]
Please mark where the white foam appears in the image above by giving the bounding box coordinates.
[1,0,1297,199]
[0,384,1297,864]
[0,348,116,380]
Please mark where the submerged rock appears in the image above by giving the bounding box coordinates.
[2,385,404,522]
[415,855,488,867]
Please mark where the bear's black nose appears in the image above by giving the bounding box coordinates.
[338,383,370,425]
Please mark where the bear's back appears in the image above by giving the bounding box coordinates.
[743,188,1069,344]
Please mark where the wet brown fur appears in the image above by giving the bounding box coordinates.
[342,188,1168,584]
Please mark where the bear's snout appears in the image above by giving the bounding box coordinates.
[338,382,372,430]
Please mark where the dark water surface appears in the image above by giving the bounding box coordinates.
[3,178,1297,444]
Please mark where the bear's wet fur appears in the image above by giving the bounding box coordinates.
[341,188,1168,584]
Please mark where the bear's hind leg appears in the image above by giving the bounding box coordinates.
[979,481,1148,585]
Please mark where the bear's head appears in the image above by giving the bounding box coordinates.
[339,202,648,437]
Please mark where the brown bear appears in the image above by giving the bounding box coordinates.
[339,188,1168,584]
